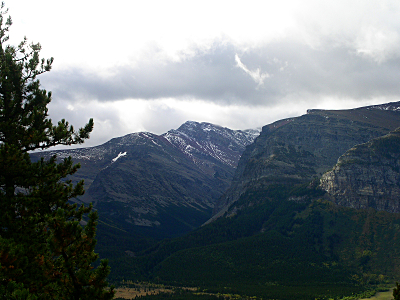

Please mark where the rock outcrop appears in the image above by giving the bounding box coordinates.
[320,128,400,212]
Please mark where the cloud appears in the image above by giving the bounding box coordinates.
[234,54,270,88]
[46,98,128,149]
[42,38,400,149]
[41,38,400,111]
[27,0,400,116]
[42,43,266,105]
[354,26,400,63]
[292,0,400,64]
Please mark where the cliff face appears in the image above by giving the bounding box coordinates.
[212,102,400,219]
[320,128,400,212]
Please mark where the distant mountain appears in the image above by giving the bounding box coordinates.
[31,121,260,238]
[163,121,259,170]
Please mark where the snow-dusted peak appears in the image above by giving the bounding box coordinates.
[117,131,158,145]
[180,120,199,129]
[162,121,260,168]
[177,120,224,131]
[243,128,262,139]
[32,121,260,170]
[366,101,400,111]
[174,121,260,142]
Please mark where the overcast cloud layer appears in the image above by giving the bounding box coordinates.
[44,41,400,104]
[9,0,400,148]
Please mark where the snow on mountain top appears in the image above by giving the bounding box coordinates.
[117,132,156,144]
[367,101,400,111]
[307,101,400,114]
[175,121,260,142]
[161,121,261,168]
[33,121,260,168]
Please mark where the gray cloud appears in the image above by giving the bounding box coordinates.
[41,39,400,109]
[42,44,246,103]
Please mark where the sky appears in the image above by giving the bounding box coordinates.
[8,0,400,148]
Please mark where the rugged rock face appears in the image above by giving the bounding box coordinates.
[212,102,400,219]
[320,128,400,212]
[31,121,260,237]
[164,121,260,170]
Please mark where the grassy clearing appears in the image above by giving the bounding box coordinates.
[359,288,393,300]
[114,286,173,299]
[113,284,396,300]
[113,283,197,299]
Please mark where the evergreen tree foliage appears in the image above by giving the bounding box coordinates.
[394,282,400,300]
[0,3,114,299]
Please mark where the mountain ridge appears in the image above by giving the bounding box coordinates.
[211,101,400,220]
[30,121,260,238]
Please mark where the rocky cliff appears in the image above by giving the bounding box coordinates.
[320,127,400,212]
[212,102,400,219]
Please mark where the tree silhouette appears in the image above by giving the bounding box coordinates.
[0,2,114,299]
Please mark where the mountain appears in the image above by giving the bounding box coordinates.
[30,121,260,238]
[124,102,400,299]
[211,101,400,220]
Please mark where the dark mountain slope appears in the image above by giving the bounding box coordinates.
[87,131,223,236]
[128,184,400,299]
[212,102,400,219]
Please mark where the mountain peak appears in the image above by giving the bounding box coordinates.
[162,121,260,169]
[366,100,400,111]
[307,101,400,115]
[176,121,223,134]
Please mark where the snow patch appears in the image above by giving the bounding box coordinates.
[112,152,127,162]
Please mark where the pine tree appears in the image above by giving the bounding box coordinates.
[0,3,114,299]
[394,282,400,300]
